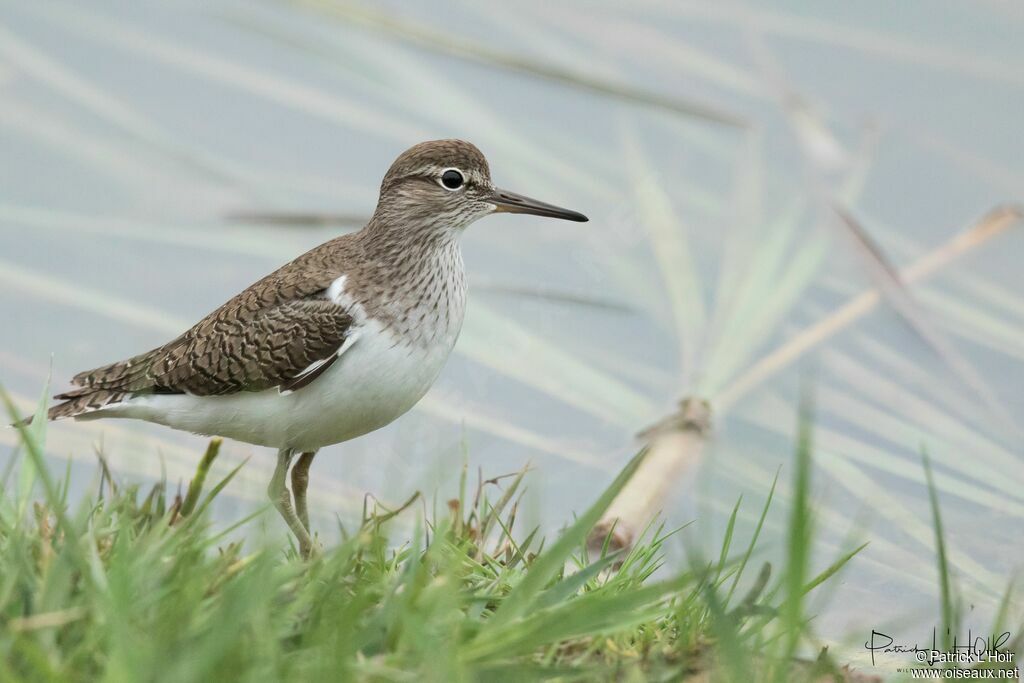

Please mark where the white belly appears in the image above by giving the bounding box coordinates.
[102,320,456,452]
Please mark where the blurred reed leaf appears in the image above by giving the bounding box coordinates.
[417,394,610,470]
[542,6,768,99]
[0,100,169,192]
[744,393,1005,598]
[460,303,657,428]
[0,203,289,258]
[910,126,1024,195]
[872,211,1024,333]
[828,203,1013,429]
[0,22,264,190]
[822,346,1023,475]
[469,280,636,314]
[717,205,1022,411]
[224,210,369,229]
[844,331,1019,435]
[710,128,765,314]
[0,97,358,202]
[814,383,1024,506]
[701,203,826,398]
[19,2,431,142]
[217,4,621,200]
[290,0,747,127]
[465,2,619,76]
[0,258,186,335]
[921,288,1024,361]
[623,127,707,384]
[716,451,940,596]
[553,340,671,393]
[648,3,1024,86]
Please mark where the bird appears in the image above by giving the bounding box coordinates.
[43,140,588,557]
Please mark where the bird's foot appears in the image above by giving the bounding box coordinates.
[298,534,323,560]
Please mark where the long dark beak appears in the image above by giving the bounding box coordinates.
[489,188,588,222]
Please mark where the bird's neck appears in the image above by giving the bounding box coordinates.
[353,218,467,346]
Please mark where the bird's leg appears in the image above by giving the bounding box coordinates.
[290,450,318,534]
[268,448,313,558]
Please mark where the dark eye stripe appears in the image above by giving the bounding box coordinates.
[441,169,464,190]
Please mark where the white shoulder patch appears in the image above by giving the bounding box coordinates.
[327,274,368,321]
[327,275,347,304]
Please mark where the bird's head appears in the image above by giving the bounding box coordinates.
[373,139,587,235]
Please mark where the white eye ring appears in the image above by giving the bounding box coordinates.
[439,168,465,191]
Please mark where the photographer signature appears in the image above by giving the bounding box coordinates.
[864,628,1011,666]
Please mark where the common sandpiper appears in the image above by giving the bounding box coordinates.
[45,140,588,557]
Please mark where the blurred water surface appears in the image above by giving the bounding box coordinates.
[2,0,1022,667]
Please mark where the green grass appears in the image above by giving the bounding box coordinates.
[0,399,877,682]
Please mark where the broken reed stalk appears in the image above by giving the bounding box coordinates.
[588,397,712,554]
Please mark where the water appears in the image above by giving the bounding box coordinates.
[1,0,1021,673]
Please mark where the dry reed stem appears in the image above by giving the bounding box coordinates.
[717,205,1022,411]
[589,398,712,554]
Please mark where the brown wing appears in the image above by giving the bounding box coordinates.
[56,297,354,400]
[153,298,355,395]
[49,239,362,420]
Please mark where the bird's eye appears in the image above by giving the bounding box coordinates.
[440,169,464,190]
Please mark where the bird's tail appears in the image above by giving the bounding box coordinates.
[40,347,163,424]
[47,388,131,421]
[9,389,129,428]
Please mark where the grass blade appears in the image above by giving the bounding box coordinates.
[923,452,957,651]
[180,439,222,518]
[482,448,648,630]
